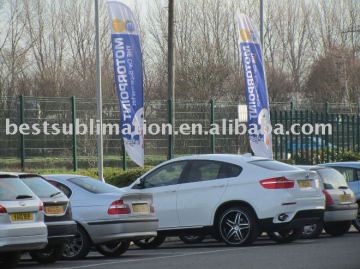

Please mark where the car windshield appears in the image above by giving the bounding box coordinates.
[69,177,122,194]
[0,176,35,201]
[21,176,63,198]
[317,169,348,190]
[250,160,300,171]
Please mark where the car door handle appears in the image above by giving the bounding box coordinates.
[210,184,225,188]
[164,190,177,193]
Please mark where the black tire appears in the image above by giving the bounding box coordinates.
[133,235,166,249]
[30,244,64,264]
[179,234,206,244]
[352,202,360,232]
[301,222,324,239]
[62,225,91,260]
[217,206,258,246]
[96,241,130,257]
[324,221,352,236]
[268,228,302,243]
[0,252,20,268]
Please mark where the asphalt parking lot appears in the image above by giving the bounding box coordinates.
[17,231,360,269]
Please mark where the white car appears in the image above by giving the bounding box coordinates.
[0,173,48,267]
[126,154,325,247]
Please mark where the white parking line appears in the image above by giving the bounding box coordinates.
[54,247,263,269]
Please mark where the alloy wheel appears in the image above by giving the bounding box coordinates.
[220,209,251,245]
[63,231,84,258]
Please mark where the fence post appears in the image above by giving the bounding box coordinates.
[325,102,329,114]
[325,112,330,163]
[122,140,127,171]
[357,114,360,153]
[300,110,304,161]
[352,115,355,152]
[305,110,309,164]
[167,99,173,160]
[310,112,314,164]
[290,101,294,112]
[71,96,78,171]
[347,115,350,151]
[19,95,25,171]
[210,99,215,154]
[273,110,278,160]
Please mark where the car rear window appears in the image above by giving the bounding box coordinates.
[69,177,122,194]
[20,176,63,198]
[317,169,348,190]
[250,160,300,171]
[0,176,35,201]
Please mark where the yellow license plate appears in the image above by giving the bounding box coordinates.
[45,206,65,215]
[298,180,312,188]
[339,194,352,203]
[11,213,33,222]
[132,204,150,213]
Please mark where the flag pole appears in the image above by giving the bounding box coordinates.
[260,0,264,48]
[95,0,104,182]
[167,0,175,160]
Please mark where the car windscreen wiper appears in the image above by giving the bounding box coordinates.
[50,191,62,198]
[16,195,33,199]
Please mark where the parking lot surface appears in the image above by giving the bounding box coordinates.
[18,232,360,269]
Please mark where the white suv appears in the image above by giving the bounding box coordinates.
[127,154,325,247]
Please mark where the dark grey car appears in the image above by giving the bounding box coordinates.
[16,173,77,264]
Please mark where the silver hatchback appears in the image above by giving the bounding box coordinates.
[0,173,48,267]
[299,166,358,238]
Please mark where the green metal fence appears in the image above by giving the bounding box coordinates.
[0,96,359,171]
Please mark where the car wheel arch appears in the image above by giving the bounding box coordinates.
[213,200,259,226]
[75,221,94,244]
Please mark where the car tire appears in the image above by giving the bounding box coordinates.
[96,241,130,257]
[217,206,258,246]
[0,252,20,268]
[268,228,302,243]
[301,222,324,239]
[133,235,166,249]
[62,225,91,260]
[324,221,352,236]
[30,244,64,264]
[352,202,360,232]
[179,234,206,244]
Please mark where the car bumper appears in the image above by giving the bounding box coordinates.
[0,234,48,252]
[0,222,48,252]
[84,217,159,244]
[46,220,77,245]
[259,209,325,231]
[324,203,358,222]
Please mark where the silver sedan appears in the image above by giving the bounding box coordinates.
[44,174,158,259]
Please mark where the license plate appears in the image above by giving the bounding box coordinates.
[132,203,150,213]
[339,194,352,203]
[45,206,65,215]
[298,180,312,188]
[11,212,33,222]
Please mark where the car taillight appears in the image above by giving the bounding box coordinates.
[260,177,294,189]
[108,200,130,215]
[150,205,155,213]
[39,202,44,212]
[322,190,333,205]
[0,205,7,214]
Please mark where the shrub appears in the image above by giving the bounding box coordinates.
[106,166,153,187]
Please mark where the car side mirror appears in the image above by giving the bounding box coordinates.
[134,178,145,189]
